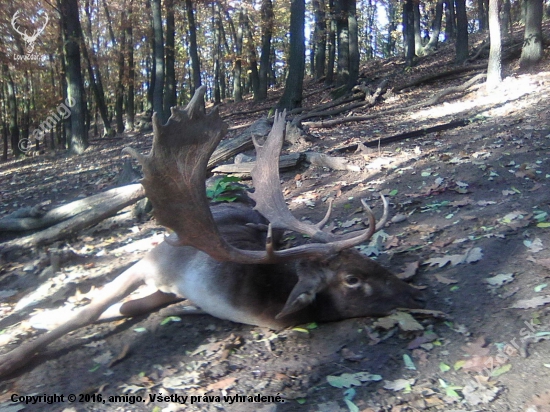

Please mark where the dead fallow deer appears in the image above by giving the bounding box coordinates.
[0,86,424,377]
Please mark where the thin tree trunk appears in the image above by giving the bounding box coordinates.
[444,0,455,40]
[258,0,274,100]
[455,0,469,63]
[126,0,135,130]
[486,0,502,89]
[424,0,444,53]
[82,1,114,137]
[233,7,244,102]
[312,0,326,79]
[3,64,19,157]
[185,0,202,94]
[163,0,176,118]
[325,0,336,84]
[243,10,260,100]
[348,0,359,89]
[151,0,165,123]
[404,0,415,66]
[60,0,88,155]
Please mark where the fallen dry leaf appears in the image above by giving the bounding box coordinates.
[424,247,483,268]
[205,376,237,391]
[462,336,490,357]
[398,261,420,280]
[510,295,550,309]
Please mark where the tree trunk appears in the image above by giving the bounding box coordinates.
[151,0,165,123]
[164,0,176,118]
[277,0,305,110]
[347,0,359,89]
[82,1,114,137]
[60,0,88,155]
[335,0,350,86]
[312,0,326,79]
[404,0,415,66]
[126,0,135,130]
[185,0,202,94]
[244,11,260,100]
[477,0,488,31]
[115,6,126,134]
[455,0,469,63]
[258,0,274,100]
[3,64,20,157]
[233,7,244,102]
[519,0,543,69]
[486,0,502,89]
[424,0,444,53]
[414,1,425,53]
[325,0,336,84]
[444,0,455,40]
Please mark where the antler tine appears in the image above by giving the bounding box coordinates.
[249,110,387,252]
[249,111,335,243]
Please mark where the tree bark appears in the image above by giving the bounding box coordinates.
[277,0,305,110]
[3,64,20,157]
[258,0,274,100]
[83,0,114,137]
[424,0,444,53]
[126,0,135,130]
[60,0,88,155]
[312,0,326,79]
[404,0,415,66]
[163,0,176,118]
[519,0,543,69]
[455,0,469,63]
[486,0,502,89]
[185,0,202,94]
[335,0,350,85]
[151,0,165,123]
[325,0,336,84]
[347,0,359,89]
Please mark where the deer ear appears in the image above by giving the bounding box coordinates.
[275,275,325,319]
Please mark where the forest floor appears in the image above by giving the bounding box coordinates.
[1,30,550,412]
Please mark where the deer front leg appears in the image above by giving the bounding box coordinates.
[0,261,147,378]
[98,290,182,321]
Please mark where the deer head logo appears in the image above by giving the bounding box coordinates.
[11,10,49,54]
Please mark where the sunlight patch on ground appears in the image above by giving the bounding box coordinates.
[409,75,542,121]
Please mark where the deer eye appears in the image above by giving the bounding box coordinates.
[343,275,361,287]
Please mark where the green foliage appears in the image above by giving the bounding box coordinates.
[206,176,243,203]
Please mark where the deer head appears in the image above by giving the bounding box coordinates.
[11,10,49,54]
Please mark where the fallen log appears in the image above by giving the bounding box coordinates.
[211,153,304,174]
[0,184,145,254]
[0,184,145,233]
[211,151,359,175]
[207,117,272,169]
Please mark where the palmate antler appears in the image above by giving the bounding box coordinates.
[125,86,387,263]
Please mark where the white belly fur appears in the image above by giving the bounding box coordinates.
[144,245,264,326]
